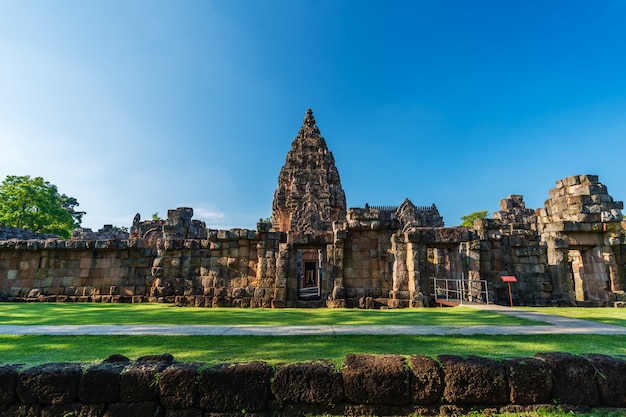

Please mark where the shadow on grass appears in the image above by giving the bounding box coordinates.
[522,307,626,328]
[0,303,542,326]
[1,334,625,366]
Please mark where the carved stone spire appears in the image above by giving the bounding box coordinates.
[272,109,347,238]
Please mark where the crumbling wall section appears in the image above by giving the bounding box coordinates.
[148,229,284,308]
[0,238,153,302]
[475,195,552,306]
[538,175,625,306]
[1,353,624,416]
[329,208,396,308]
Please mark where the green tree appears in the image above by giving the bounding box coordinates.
[460,210,489,227]
[0,175,85,238]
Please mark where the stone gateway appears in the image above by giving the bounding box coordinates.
[0,110,624,307]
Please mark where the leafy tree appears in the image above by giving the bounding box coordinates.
[460,210,489,227]
[0,175,85,238]
[151,212,161,221]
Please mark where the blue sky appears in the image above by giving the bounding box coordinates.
[1,1,625,231]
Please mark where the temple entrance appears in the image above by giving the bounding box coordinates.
[297,248,323,299]
[427,245,487,304]
[568,247,612,303]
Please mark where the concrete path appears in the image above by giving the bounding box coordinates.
[1,305,625,336]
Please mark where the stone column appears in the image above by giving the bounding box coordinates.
[273,243,289,308]
[390,233,408,299]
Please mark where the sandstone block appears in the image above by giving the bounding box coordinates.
[587,354,626,407]
[79,360,129,403]
[119,360,169,402]
[408,355,442,405]
[102,401,161,416]
[342,354,409,405]
[197,361,271,412]
[271,361,343,405]
[159,362,200,409]
[535,353,598,405]
[17,363,82,404]
[503,357,552,404]
[438,355,507,405]
[0,364,20,405]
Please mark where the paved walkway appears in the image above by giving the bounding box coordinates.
[1,304,625,336]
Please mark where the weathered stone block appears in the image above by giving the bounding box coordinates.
[79,360,128,403]
[587,354,626,407]
[102,401,161,417]
[272,361,343,405]
[535,353,598,405]
[197,361,271,412]
[0,364,20,405]
[17,363,82,404]
[342,354,409,405]
[40,403,106,417]
[408,355,442,405]
[159,362,200,409]
[438,355,507,405]
[119,360,169,402]
[503,357,552,404]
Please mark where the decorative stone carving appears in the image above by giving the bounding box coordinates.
[272,109,346,239]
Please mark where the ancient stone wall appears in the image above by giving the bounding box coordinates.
[0,225,285,308]
[538,175,625,306]
[1,353,624,416]
[328,207,397,308]
[0,239,152,301]
[474,196,552,306]
[148,229,283,308]
[1,108,625,308]
[71,225,129,241]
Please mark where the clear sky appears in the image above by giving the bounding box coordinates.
[1,1,625,231]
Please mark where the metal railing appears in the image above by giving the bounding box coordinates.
[431,278,489,305]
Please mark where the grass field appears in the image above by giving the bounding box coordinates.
[1,303,626,366]
[522,307,626,328]
[0,333,625,365]
[0,303,541,326]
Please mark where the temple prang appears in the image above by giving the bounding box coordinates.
[0,110,625,308]
[272,108,346,240]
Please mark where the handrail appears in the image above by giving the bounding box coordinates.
[431,278,489,305]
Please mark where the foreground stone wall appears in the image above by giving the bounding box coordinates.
[1,353,624,416]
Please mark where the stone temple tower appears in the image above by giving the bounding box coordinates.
[272,109,346,240]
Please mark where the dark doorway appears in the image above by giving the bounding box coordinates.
[298,248,322,299]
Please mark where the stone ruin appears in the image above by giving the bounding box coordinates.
[0,109,624,307]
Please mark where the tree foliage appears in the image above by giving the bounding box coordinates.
[0,175,85,238]
[460,210,489,227]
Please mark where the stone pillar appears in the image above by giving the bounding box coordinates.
[406,240,427,307]
[273,243,289,308]
[390,233,408,299]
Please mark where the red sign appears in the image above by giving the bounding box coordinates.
[501,275,517,282]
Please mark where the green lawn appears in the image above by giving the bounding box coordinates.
[521,307,626,327]
[1,303,625,367]
[0,303,540,326]
[1,333,625,366]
